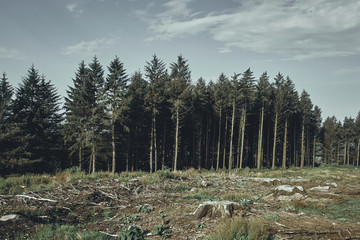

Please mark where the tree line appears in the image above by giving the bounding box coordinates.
[1,54,359,175]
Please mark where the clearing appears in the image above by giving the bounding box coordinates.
[0,166,360,239]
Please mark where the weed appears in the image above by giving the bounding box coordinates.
[151,224,172,239]
[118,226,144,240]
[264,214,280,222]
[137,204,154,213]
[122,214,140,223]
[195,222,206,228]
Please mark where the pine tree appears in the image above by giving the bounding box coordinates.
[145,54,167,172]
[299,90,313,168]
[127,71,149,171]
[0,72,14,173]
[237,68,255,169]
[168,55,192,171]
[255,72,271,169]
[87,56,105,173]
[104,56,129,173]
[13,65,62,172]
[214,73,229,170]
[64,61,89,170]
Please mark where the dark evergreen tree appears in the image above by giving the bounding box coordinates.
[104,56,129,173]
[299,90,313,168]
[12,65,62,172]
[168,55,192,171]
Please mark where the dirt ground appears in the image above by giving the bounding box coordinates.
[1,168,360,239]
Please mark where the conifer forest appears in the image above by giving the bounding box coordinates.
[1,54,360,176]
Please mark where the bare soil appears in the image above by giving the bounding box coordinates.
[1,169,360,239]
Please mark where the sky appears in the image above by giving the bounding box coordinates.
[1,0,359,121]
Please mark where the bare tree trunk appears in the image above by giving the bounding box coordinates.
[198,120,202,169]
[111,121,116,174]
[239,105,247,169]
[236,116,241,168]
[174,105,179,172]
[78,145,82,171]
[229,100,236,169]
[272,112,278,170]
[154,114,158,172]
[300,121,305,168]
[149,109,154,173]
[282,117,288,169]
[312,135,316,168]
[216,107,222,170]
[223,114,228,169]
[343,141,347,165]
[91,144,96,174]
[347,142,350,165]
[205,114,210,169]
[162,121,166,170]
[257,105,264,169]
[357,139,360,167]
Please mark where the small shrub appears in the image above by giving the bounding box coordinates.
[151,224,172,239]
[122,214,140,223]
[137,205,154,213]
[118,226,144,240]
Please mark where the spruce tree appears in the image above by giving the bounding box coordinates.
[13,65,62,172]
[299,90,313,168]
[0,72,14,173]
[104,56,129,173]
[145,54,167,172]
[168,55,192,171]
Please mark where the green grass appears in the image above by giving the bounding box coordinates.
[209,217,272,240]
[295,198,360,222]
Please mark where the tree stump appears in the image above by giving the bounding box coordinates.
[192,200,241,219]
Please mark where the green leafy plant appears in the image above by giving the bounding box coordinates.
[137,205,154,213]
[118,226,144,240]
[195,223,206,229]
[264,214,280,222]
[151,224,172,239]
[122,214,140,223]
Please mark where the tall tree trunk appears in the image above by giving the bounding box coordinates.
[343,141,347,165]
[149,108,155,173]
[347,142,350,165]
[306,129,310,166]
[162,121,166,170]
[312,135,316,168]
[300,121,305,168]
[205,114,210,169]
[267,119,271,168]
[174,105,179,172]
[272,112,279,170]
[236,115,241,168]
[198,120,202,169]
[257,105,264,169]
[223,114,228,169]
[111,121,116,174]
[357,139,360,167]
[282,117,288,169]
[154,114,158,172]
[229,100,236,169]
[239,105,247,169]
[91,143,96,174]
[216,107,222,170]
[78,145,82,171]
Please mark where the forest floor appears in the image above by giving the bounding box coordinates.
[0,165,360,239]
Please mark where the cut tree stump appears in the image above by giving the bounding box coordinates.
[192,200,241,219]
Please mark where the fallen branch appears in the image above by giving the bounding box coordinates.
[16,194,58,203]
[99,231,118,238]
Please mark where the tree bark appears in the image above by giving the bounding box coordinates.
[198,119,202,169]
[205,114,210,169]
[111,121,116,174]
[162,121,166,170]
[222,114,228,169]
[343,141,347,165]
[149,108,155,173]
[216,107,222,170]
[312,135,316,168]
[154,113,158,172]
[357,139,360,167]
[239,105,247,169]
[229,99,236,169]
[174,104,179,172]
[300,121,305,168]
[282,117,288,169]
[91,143,96,174]
[78,145,82,171]
[257,105,264,169]
[272,112,278,170]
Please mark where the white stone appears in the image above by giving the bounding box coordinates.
[0,214,18,221]
[275,185,304,192]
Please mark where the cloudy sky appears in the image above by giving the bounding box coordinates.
[1,0,359,121]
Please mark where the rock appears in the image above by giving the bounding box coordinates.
[192,200,241,219]
[0,214,18,222]
[264,185,307,201]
